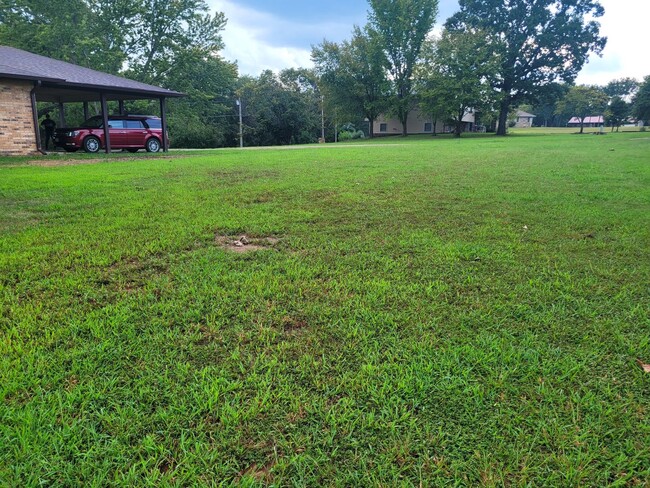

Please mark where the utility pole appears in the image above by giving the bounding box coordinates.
[321,95,325,142]
[236,98,243,148]
[334,108,338,143]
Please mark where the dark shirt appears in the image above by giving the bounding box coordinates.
[41,119,56,132]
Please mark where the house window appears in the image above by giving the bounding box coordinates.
[424,122,432,132]
[379,123,387,132]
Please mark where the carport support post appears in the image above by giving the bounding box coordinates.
[118,100,125,115]
[100,92,111,154]
[83,102,89,121]
[31,83,43,152]
[58,102,65,128]
[159,97,169,152]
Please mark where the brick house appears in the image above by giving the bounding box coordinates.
[0,46,182,156]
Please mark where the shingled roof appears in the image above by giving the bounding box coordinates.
[0,45,183,102]
[516,110,536,118]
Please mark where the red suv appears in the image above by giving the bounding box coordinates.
[55,115,165,153]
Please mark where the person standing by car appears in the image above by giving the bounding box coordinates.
[40,114,56,150]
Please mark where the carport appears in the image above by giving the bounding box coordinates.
[0,46,183,155]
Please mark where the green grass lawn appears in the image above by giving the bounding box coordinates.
[1,132,649,486]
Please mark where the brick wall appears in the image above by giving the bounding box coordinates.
[0,79,38,156]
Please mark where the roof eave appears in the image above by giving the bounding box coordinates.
[0,73,65,84]
[45,81,185,98]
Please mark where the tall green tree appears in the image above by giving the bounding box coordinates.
[632,75,650,125]
[446,0,606,136]
[605,97,629,132]
[312,26,389,138]
[415,42,448,136]
[555,85,609,133]
[418,29,498,137]
[603,77,639,101]
[123,0,226,84]
[368,0,438,136]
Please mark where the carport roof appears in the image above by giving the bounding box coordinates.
[0,45,183,102]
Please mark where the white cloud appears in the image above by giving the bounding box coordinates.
[576,0,650,85]
[208,0,356,76]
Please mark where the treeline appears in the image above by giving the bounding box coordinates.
[2,0,649,147]
[521,78,650,132]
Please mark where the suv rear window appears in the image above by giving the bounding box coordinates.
[144,118,162,129]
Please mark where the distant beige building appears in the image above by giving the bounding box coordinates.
[373,108,476,135]
[514,110,536,128]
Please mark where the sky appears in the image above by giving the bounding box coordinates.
[207,0,650,86]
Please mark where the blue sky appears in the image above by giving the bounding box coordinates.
[221,0,460,27]
[208,0,650,85]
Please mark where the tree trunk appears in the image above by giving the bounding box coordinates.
[580,119,584,134]
[401,116,408,137]
[432,118,437,136]
[455,108,463,138]
[368,117,375,138]
[496,97,510,136]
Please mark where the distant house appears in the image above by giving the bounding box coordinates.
[373,108,477,135]
[567,116,604,128]
[514,110,536,128]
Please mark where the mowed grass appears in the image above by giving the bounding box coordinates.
[1,132,649,486]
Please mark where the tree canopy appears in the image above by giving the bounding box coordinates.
[555,85,609,133]
[237,70,323,146]
[603,77,639,101]
[632,75,650,125]
[446,0,607,135]
[312,26,389,138]
[418,29,498,137]
[368,0,439,136]
[0,0,226,82]
[606,96,629,132]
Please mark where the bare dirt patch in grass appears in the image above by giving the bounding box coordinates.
[25,156,178,167]
[215,233,280,253]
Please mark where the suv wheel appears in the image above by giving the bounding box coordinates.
[83,136,101,153]
[146,138,161,153]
